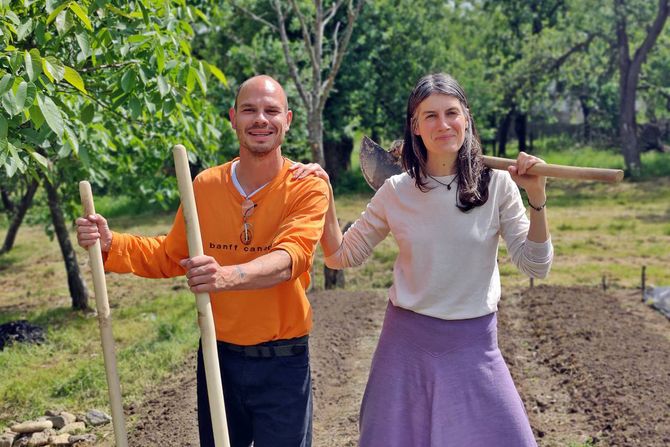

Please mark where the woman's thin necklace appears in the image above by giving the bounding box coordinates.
[428,174,458,190]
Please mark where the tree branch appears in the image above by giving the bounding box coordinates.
[631,0,669,69]
[323,0,346,26]
[230,1,278,32]
[318,0,365,112]
[79,61,140,73]
[288,0,318,72]
[271,0,311,110]
[330,21,341,71]
[614,0,631,69]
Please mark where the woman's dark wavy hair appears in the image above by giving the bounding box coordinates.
[401,73,491,212]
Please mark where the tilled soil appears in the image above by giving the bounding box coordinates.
[124,286,669,446]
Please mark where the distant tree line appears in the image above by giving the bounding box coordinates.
[0,0,667,308]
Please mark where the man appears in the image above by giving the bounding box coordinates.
[76,75,329,447]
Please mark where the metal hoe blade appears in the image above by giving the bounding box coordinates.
[359,136,403,191]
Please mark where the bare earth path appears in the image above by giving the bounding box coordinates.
[124,286,670,447]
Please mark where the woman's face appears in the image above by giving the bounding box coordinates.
[413,94,467,158]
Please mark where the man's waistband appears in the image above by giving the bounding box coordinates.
[217,335,308,358]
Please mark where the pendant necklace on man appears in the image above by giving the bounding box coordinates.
[429,174,458,190]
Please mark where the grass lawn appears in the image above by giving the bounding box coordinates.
[0,159,668,432]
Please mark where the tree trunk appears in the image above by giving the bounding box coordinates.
[619,63,642,174]
[579,94,591,142]
[0,178,38,254]
[615,0,669,176]
[0,185,14,212]
[515,112,528,153]
[308,111,326,167]
[496,109,515,158]
[620,99,640,174]
[324,135,354,188]
[323,221,352,289]
[43,176,90,311]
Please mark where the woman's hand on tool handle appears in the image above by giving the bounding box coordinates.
[76,214,113,252]
[507,151,547,206]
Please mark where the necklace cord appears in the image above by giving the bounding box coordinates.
[428,174,458,190]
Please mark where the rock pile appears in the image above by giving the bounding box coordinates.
[1,409,110,447]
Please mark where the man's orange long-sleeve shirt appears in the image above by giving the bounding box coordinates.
[104,158,330,345]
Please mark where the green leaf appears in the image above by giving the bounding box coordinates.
[37,94,64,138]
[0,74,13,96]
[5,11,20,26]
[191,7,211,26]
[162,97,176,115]
[186,66,197,93]
[205,62,228,87]
[57,142,71,157]
[128,34,150,44]
[196,61,207,95]
[47,2,69,26]
[155,45,165,72]
[6,143,26,177]
[5,155,18,177]
[54,9,75,35]
[64,125,79,155]
[24,83,37,109]
[81,102,94,123]
[179,39,191,57]
[128,96,142,119]
[137,0,149,25]
[1,81,28,116]
[69,2,93,31]
[106,4,135,19]
[121,69,136,92]
[64,66,87,93]
[75,31,91,57]
[29,104,45,129]
[157,75,169,97]
[79,144,90,167]
[25,51,34,81]
[46,0,65,13]
[144,96,156,114]
[17,19,33,41]
[25,49,42,81]
[29,150,49,168]
[0,115,7,138]
[43,56,65,82]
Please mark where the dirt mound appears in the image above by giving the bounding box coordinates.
[500,285,670,446]
[124,286,669,446]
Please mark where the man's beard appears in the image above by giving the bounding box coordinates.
[241,126,284,158]
[246,142,278,158]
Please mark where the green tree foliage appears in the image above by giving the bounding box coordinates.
[1,0,233,201]
[0,0,232,308]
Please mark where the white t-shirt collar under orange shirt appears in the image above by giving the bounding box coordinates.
[231,160,270,199]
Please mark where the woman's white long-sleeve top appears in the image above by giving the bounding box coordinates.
[325,170,553,320]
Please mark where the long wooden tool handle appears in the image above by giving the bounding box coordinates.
[482,155,624,183]
[78,181,128,447]
[173,145,231,447]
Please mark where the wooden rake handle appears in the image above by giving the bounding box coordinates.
[79,181,128,447]
[482,156,624,183]
[172,145,231,447]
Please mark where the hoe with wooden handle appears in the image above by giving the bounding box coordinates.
[173,145,231,447]
[78,181,128,447]
[359,136,624,190]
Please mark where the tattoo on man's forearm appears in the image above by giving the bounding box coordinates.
[236,265,245,280]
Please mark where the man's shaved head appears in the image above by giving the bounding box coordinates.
[234,75,289,111]
[229,75,293,158]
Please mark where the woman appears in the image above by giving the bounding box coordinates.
[292,73,551,446]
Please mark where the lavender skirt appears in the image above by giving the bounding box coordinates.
[359,303,537,447]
